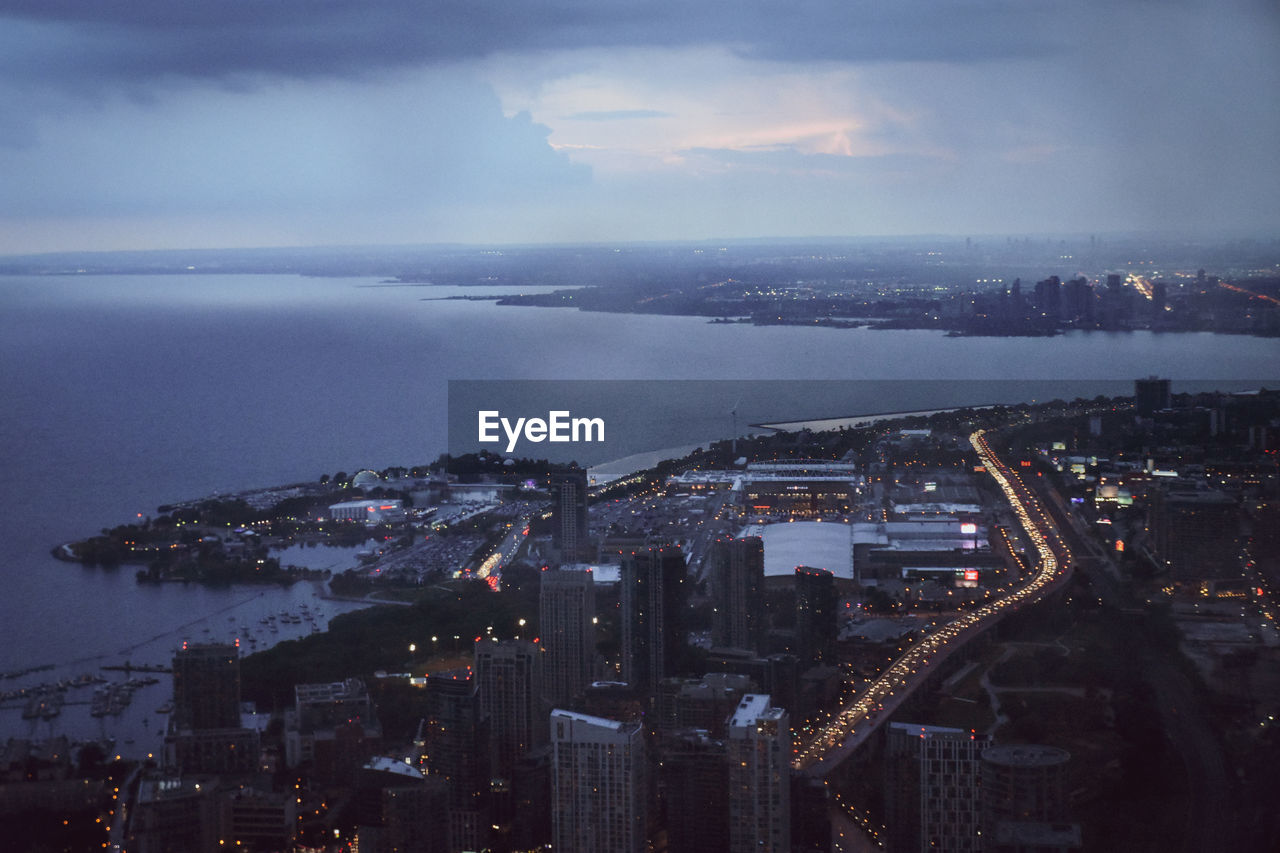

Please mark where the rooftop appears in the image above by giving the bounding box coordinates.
[740,521,853,579]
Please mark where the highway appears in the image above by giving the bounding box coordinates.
[472,515,532,590]
[791,429,1072,774]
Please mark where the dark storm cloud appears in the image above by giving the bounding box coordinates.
[0,75,590,220]
[1,0,1071,90]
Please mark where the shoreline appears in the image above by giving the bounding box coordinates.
[753,404,996,433]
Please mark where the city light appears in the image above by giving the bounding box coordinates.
[792,429,1070,772]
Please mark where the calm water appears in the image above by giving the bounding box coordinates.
[1,273,1276,753]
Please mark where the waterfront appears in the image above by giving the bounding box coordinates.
[0,273,1275,758]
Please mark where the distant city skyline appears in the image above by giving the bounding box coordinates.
[1,1,1277,254]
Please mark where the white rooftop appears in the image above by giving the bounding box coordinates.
[739,521,853,579]
[363,757,425,780]
[730,693,783,728]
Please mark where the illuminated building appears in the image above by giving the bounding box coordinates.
[708,536,766,653]
[1147,487,1241,582]
[1062,276,1094,325]
[795,566,837,665]
[166,642,259,775]
[1034,276,1061,324]
[739,459,861,516]
[727,694,790,853]
[218,786,296,852]
[474,639,542,781]
[550,710,647,853]
[423,668,487,853]
[129,777,214,853]
[327,498,406,524]
[885,722,989,853]
[172,642,241,731]
[540,564,596,707]
[164,727,260,776]
[621,545,688,694]
[551,469,590,560]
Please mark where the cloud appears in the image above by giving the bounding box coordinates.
[0,0,1085,94]
[0,71,589,228]
[1,0,1277,248]
[564,110,670,121]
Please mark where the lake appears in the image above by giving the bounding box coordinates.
[0,273,1275,754]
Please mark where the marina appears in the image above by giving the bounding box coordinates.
[0,585,367,760]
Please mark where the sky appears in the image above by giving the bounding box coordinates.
[1,0,1278,253]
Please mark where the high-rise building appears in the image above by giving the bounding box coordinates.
[709,537,766,653]
[621,545,688,694]
[165,642,260,775]
[1147,486,1241,582]
[1105,274,1131,328]
[550,710,647,853]
[726,694,790,853]
[172,642,241,731]
[1034,276,1061,324]
[474,639,542,781]
[510,747,553,852]
[1062,277,1094,325]
[884,722,990,853]
[1135,376,1172,416]
[659,729,729,853]
[795,566,837,666]
[981,744,1070,829]
[423,667,487,853]
[551,469,589,560]
[540,565,596,707]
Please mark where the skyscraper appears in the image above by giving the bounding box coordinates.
[659,729,729,853]
[1135,375,1172,416]
[550,710,647,853]
[423,668,487,853]
[551,469,589,560]
[166,642,259,775]
[795,566,837,666]
[621,545,688,694]
[709,537,766,653]
[540,565,596,707]
[1033,276,1061,324]
[726,694,790,853]
[474,639,542,781]
[1147,486,1241,583]
[884,722,990,853]
[172,642,241,731]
